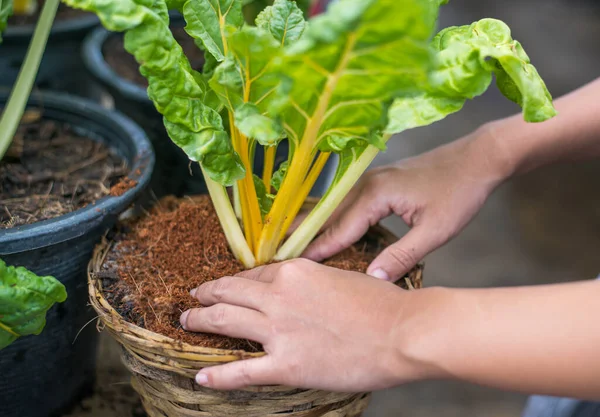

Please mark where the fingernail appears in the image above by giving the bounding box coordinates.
[190,288,197,298]
[180,310,190,330]
[196,372,209,386]
[370,268,390,281]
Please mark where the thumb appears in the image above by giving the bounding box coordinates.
[195,357,276,390]
[367,226,442,281]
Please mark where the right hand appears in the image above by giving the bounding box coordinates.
[303,126,510,281]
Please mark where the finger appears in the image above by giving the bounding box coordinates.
[302,193,389,261]
[180,304,270,343]
[367,226,444,281]
[192,277,267,310]
[235,265,276,282]
[195,356,278,390]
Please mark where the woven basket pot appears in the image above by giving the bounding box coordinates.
[87,198,424,417]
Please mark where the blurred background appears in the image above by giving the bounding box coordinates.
[52,0,599,415]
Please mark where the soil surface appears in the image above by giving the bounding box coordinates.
[98,195,403,351]
[103,27,206,87]
[8,2,88,26]
[0,110,128,228]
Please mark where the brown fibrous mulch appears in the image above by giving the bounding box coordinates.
[99,195,385,352]
[0,110,127,229]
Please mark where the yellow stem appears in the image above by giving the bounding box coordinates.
[278,152,331,242]
[255,140,314,264]
[229,113,254,251]
[262,146,277,191]
[238,133,264,252]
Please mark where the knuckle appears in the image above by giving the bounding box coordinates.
[274,259,314,285]
[210,278,232,301]
[206,305,229,329]
[235,361,254,386]
[386,245,418,270]
[321,225,348,252]
[283,358,303,382]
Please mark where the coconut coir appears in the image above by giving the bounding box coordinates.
[100,195,393,351]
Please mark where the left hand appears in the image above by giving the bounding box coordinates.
[180,259,433,391]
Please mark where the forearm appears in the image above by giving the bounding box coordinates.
[474,77,600,180]
[401,280,600,399]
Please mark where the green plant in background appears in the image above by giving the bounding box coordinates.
[0,261,67,350]
[0,0,67,350]
[62,0,557,268]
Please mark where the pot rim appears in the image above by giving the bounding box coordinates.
[0,91,155,254]
[82,27,150,104]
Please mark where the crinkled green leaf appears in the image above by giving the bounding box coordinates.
[234,103,284,146]
[0,0,13,42]
[256,0,306,46]
[64,0,245,186]
[270,160,288,191]
[429,18,557,122]
[181,0,243,62]
[0,259,67,350]
[253,174,273,216]
[279,0,436,153]
[385,95,464,134]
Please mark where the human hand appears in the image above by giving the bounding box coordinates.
[303,127,508,281]
[180,259,437,391]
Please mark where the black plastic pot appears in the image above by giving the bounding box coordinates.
[82,25,337,199]
[0,11,100,98]
[0,92,154,417]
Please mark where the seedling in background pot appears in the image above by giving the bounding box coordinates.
[63,0,557,268]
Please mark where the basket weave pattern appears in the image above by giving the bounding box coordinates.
[88,229,423,417]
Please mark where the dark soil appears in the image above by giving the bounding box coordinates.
[7,1,88,26]
[103,27,206,87]
[98,195,406,352]
[0,110,128,228]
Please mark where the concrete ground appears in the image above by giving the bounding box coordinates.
[66,0,600,415]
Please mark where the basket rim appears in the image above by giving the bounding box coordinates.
[87,197,424,359]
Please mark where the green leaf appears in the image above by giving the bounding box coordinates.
[0,0,12,43]
[253,174,273,216]
[385,94,464,135]
[63,0,245,186]
[0,259,67,350]
[270,160,288,191]
[429,18,557,122]
[181,0,243,62]
[256,0,306,46]
[210,25,290,144]
[234,103,284,146]
[278,0,437,152]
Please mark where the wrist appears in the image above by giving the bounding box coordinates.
[467,121,519,186]
[391,287,463,383]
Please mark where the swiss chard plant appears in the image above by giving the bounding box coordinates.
[63,0,557,268]
[0,0,67,350]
